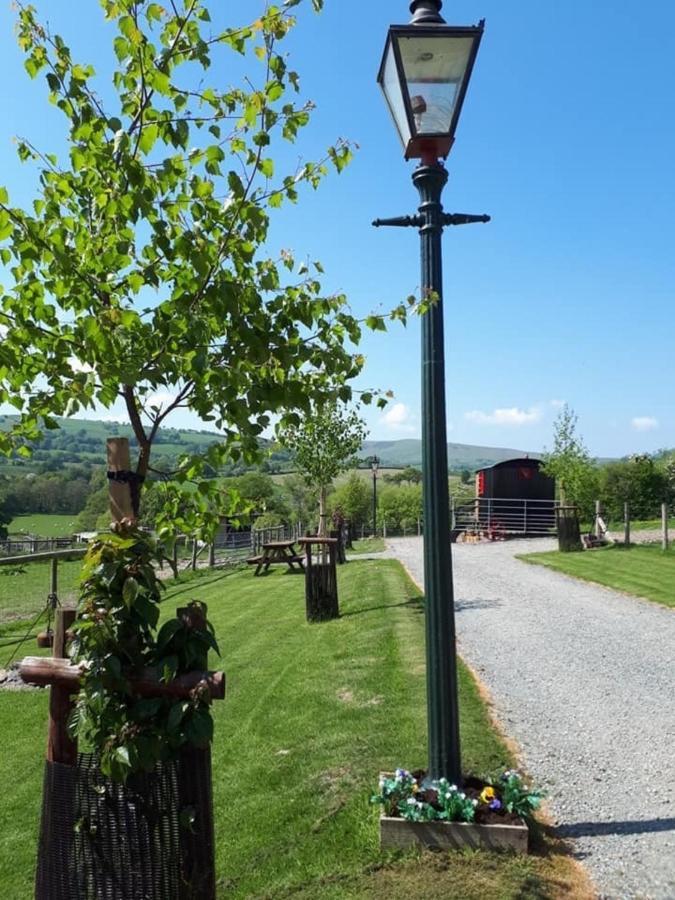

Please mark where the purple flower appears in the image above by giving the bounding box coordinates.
[489,798,502,811]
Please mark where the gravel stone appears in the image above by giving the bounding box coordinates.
[385,536,675,900]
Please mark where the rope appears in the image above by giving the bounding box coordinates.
[2,602,48,668]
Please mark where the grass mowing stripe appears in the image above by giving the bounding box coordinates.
[518,544,675,608]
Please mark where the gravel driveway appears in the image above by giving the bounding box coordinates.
[385,536,675,900]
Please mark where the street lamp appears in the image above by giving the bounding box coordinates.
[374,0,489,784]
[371,455,380,537]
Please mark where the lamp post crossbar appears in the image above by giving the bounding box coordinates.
[373,213,490,229]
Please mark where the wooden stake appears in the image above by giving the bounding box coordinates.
[47,608,77,765]
[107,437,136,523]
[662,503,669,551]
[624,502,630,546]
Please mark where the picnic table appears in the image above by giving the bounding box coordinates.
[247,540,304,576]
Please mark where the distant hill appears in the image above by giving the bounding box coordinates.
[0,414,539,476]
[358,440,539,472]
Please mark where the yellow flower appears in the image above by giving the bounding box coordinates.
[479,786,496,804]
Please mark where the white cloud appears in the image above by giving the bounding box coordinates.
[383,402,409,426]
[465,406,542,427]
[381,402,416,434]
[550,399,565,409]
[631,416,658,432]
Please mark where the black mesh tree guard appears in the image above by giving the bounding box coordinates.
[35,749,214,900]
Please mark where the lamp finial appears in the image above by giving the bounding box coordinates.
[409,0,445,24]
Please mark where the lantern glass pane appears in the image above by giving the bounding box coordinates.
[381,40,411,148]
[397,34,475,135]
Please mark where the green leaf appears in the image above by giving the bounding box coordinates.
[259,158,274,178]
[122,576,139,607]
[139,123,159,155]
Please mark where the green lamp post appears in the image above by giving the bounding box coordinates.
[374,0,489,783]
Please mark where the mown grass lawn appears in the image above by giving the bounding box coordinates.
[348,537,386,554]
[8,514,79,538]
[0,560,589,899]
[519,543,675,608]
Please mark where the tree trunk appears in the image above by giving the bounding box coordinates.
[318,486,328,537]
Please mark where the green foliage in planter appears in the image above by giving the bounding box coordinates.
[69,521,219,782]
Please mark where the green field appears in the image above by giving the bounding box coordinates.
[0,561,588,899]
[8,514,79,538]
[0,558,83,636]
[519,543,675,609]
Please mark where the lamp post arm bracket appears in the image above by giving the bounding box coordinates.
[372,214,423,228]
[442,213,491,226]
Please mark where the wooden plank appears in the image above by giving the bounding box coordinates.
[20,657,226,701]
[379,815,528,853]
[0,548,87,567]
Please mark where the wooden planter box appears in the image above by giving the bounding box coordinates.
[380,813,529,852]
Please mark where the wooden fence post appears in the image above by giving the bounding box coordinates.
[209,543,216,568]
[47,608,77,765]
[191,539,198,571]
[662,503,669,551]
[624,502,630,546]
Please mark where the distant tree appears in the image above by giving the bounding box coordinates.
[460,469,472,485]
[279,403,366,535]
[0,486,12,538]
[328,472,371,531]
[227,471,290,522]
[600,455,667,521]
[664,456,675,504]
[279,473,318,526]
[542,405,598,517]
[378,484,422,530]
[384,466,422,486]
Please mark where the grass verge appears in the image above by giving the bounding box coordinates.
[0,561,591,898]
[519,543,675,609]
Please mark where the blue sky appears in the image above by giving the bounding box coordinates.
[0,0,673,458]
